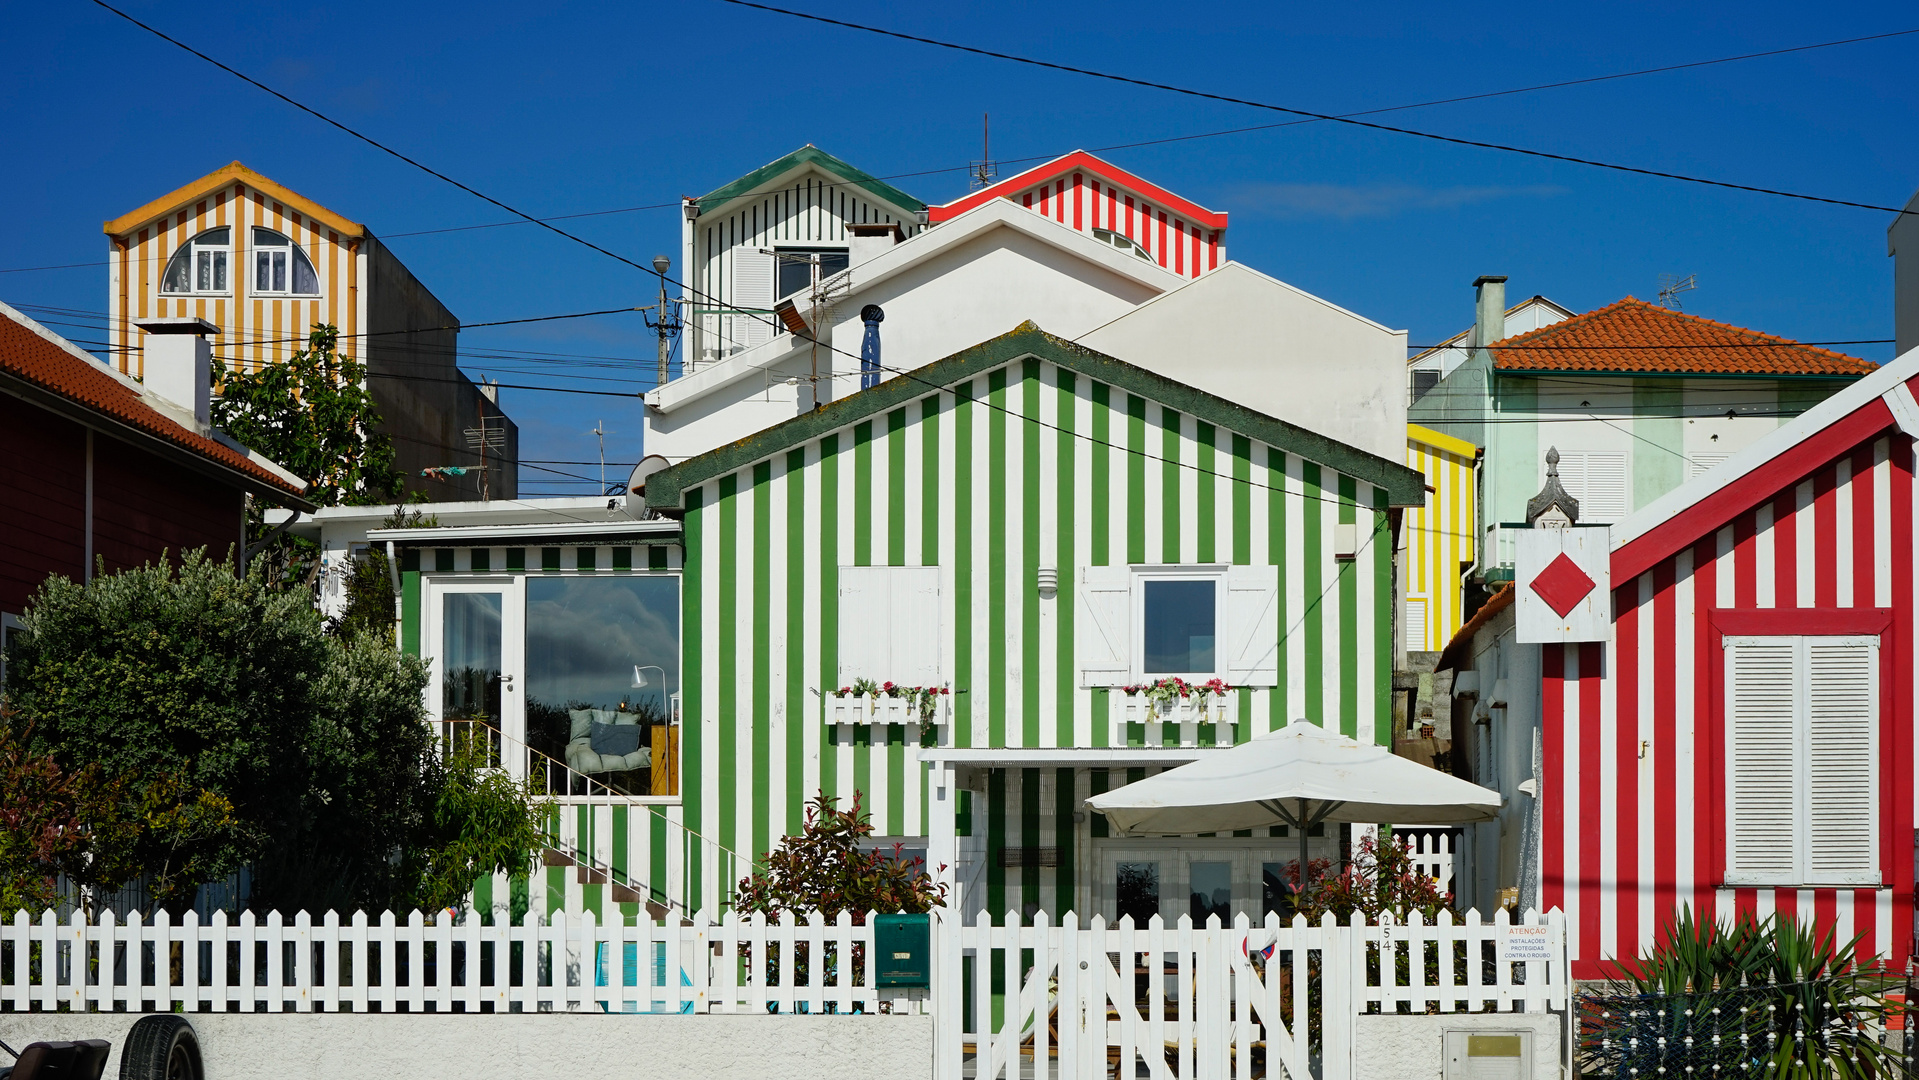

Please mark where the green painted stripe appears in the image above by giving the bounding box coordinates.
[542,547,561,571]
[505,548,525,571]
[920,395,940,829]
[988,366,1008,748]
[1161,407,1181,563]
[1022,360,1041,749]
[1338,474,1358,739]
[1301,462,1323,726]
[471,548,491,572]
[716,474,739,878]
[1055,371,1077,748]
[610,547,629,571]
[1055,767,1075,908]
[786,448,807,836]
[854,421,874,568]
[1088,769,1109,838]
[1196,422,1216,564]
[1269,449,1287,733]
[818,435,840,793]
[1089,380,1109,749]
[887,408,907,567]
[1373,487,1393,747]
[650,808,668,907]
[1021,767,1041,915]
[611,805,628,882]
[648,546,668,571]
[681,488,704,910]
[400,569,420,656]
[578,546,597,571]
[1126,394,1146,566]
[751,462,772,864]
[953,383,974,749]
[987,768,1006,918]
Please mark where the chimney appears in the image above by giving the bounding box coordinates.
[133,317,217,427]
[847,222,903,268]
[859,304,884,391]
[1471,275,1508,354]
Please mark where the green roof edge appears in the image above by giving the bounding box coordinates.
[647,323,1427,511]
[695,146,926,217]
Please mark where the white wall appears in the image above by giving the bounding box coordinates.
[4,1012,932,1080]
[1081,262,1410,462]
[1352,1012,1563,1080]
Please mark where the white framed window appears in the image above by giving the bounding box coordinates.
[773,246,849,301]
[160,227,230,295]
[1094,838,1337,924]
[250,228,320,296]
[1724,634,1879,886]
[1076,564,1279,687]
[837,565,941,685]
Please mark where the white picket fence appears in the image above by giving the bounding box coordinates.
[0,907,920,1016]
[1398,830,1457,895]
[939,906,1568,1080]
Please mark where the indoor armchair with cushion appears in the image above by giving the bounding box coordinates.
[565,708,652,775]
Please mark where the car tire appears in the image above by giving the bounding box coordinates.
[119,1015,200,1080]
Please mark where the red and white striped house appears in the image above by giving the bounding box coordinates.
[1479,348,1919,978]
[927,151,1226,278]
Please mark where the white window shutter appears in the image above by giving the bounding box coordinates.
[730,247,774,351]
[886,567,943,684]
[837,567,892,684]
[1076,565,1132,686]
[1223,564,1280,686]
[1404,596,1429,653]
[1724,640,1798,884]
[1807,639,1878,884]
[1554,451,1630,522]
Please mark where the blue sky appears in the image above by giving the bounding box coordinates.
[5,1,1915,494]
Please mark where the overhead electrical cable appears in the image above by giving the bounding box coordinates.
[714,0,1919,217]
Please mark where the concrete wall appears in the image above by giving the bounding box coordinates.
[1352,1012,1563,1080]
[3,1012,931,1080]
[1081,263,1409,462]
[1892,186,1919,358]
[364,238,518,501]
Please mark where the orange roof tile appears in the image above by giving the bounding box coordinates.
[1488,297,1875,377]
[1,305,307,500]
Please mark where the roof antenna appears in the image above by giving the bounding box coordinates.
[970,112,998,191]
[1658,273,1697,310]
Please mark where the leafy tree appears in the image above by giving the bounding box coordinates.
[328,506,440,643]
[734,790,945,922]
[2,551,544,915]
[212,324,405,510]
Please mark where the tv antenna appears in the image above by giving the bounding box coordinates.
[970,112,998,191]
[1658,273,1697,310]
[592,419,610,495]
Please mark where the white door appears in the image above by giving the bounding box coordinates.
[425,577,526,773]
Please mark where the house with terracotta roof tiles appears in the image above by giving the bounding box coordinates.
[0,301,309,679]
[1410,276,1874,586]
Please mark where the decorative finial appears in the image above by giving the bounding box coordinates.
[1545,446,1560,471]
[1526,446,1579,528]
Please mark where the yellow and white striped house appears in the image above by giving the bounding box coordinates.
[1403,424,1478,653]
[103,162,515,501]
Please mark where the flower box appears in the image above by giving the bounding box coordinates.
[1112,692,1234,746]
[824,693,950,728]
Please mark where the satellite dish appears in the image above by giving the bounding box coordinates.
[623,454,671,519]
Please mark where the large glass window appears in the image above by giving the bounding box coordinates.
[251,228,320,295]
[524,575,680,798]
[1141,578,1217,677]
[161,227,230,294]
[1188,861,1232,925]
[774,247,849,301]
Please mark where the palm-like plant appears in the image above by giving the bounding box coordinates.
[1580,906,1898,1078]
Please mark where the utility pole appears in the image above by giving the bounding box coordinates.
[970,112,998,190]
[593,419,607,495]
[647,254,683,388]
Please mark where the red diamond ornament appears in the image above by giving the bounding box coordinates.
[1530,552,1596,618]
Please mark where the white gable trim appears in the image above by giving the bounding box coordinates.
[1610,345,1919,549]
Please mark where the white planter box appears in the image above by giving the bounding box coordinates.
[825,693,945,727]
[1112,694,1234,746]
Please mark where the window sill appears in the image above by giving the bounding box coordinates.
[159,291,233,299]
[1720,880,1885,889]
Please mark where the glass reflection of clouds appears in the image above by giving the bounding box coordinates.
[526,576,680,714]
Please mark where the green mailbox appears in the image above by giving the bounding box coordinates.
[873,913,931,988]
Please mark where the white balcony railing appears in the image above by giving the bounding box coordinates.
[1111,692,1234,747]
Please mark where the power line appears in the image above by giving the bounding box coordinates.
[716,0,1919,218]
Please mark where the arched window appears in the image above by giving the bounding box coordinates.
[160,227,230,294]
[251,228,320,295]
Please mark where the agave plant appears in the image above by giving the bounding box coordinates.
[1580,906,1899,1078]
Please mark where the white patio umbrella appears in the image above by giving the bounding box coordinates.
[1085,720,1502,885]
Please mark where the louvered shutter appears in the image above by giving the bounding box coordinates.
[1807,638,1878,884]
[729,248,774,351]
[886,567,943,685]
[1404,596,1429,653]
[1724,639,1798,885]
[1076,565,1133,686]
[1222,564,1280,686]
[837,567,892,684]
[1688,453,1730,480]
[1555,452,1630,522]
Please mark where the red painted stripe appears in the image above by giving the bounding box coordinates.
[1813,465,1838,607]
[1774,490,1797,608]
[1733,514,1757,609]
[1125,196,1135,241]
[1073,172,1083,231]
[1615,579,1641,966]
[1652,561,1678,945]
[1813,889,1838,944]
[1614,399,1896,582]
[1853,445,1876,606]
[1022,192,1032,209]
[1543,644,1566,918]
[1887,435,1914,971]
[1157,211,1169,268]
[1854,888,1878,960]
[1693,538,1719,920]
[1579,642,1604,965]
[1174,220,1185,275]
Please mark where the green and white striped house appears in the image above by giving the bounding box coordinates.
[376,323,1424,925]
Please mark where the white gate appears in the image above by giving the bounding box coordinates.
[935,908,1566,1080]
